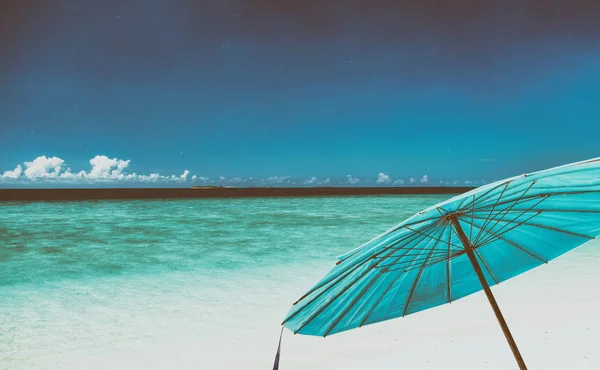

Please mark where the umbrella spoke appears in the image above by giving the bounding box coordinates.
[289,221,446,333]
[461,181,512,213]
[473,182,510,246]
[473,181,538,245]
[405,225,463,250]
[475,250,499,285]
[378,223,451,271]
[476,211,543,248]
[460,218,548,264]
[391,250,464,273]
[472,189,600,213]
[338,215,447,264]
[474,194,548,247]
[485,208,600,214]
[446,225,452,302]
[293,220,442,305]
[385,214,450,236]
[471,181,537,210]
[323,223,450,336]
[402,225,447,316]
[472,195,548,219]
[468,215,595,240]
[454,195,472,214]
[373,250,451,267]
[358,222,449,327]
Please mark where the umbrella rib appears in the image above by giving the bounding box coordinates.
[405,225,463,249]
[379,224,459,270]
[288,225,429,311]
[390,250,464,273]
[463,181,513,212]
[472,189,600,213]
[475,194,548,247]
[481,208,600,214]
[455,195,471,213]
[476,211,543,249]
[468,215,594,240]
[460,218,548,264]
[384,214,451,235]
[292,220,441,305]
[358,223,448,327]
[283,229,434,327]
[384,246,457,252]
[470,194,476,241]
[289,222,445,333]
[447,224,452,303]
[471,181,538,210]
[475,249,499,285]
[321,224,447,336]
[474,181,537,246]
[472,182,510,246]
[337,215,444,264]
[402,222,447,317]
[375,250,451,262]
[472,161,600,210]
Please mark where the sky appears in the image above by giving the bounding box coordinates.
[1,1,599,187]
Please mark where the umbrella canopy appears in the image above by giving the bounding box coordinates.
[279,157,600,369]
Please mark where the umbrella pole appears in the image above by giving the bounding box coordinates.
[451,217,528,370]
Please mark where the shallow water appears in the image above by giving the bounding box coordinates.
[1,196,599,369]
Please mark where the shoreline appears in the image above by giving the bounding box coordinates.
[0,187,474,202]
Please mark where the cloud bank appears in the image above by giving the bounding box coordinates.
[1,155,484,187]
[2,155,190,183]
[376,172,391,184]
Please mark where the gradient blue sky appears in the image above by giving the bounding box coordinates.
[1,1,599,187]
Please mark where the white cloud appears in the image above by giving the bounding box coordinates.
[1,155,198,184]
[409,177,416,183]
[420,175,429,184]
[267,176,290,184]
[346,175,360,185]
[191,175,197,180]
[2,165,23,179]
[304,176,317,185]
[376,172,391,184]
[230,177,247,184]
[393,179,404,185]
[88,155,130,180]
[23,156,65,180]
[323,178,330,184]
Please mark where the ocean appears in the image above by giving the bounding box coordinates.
[1,196,599,370]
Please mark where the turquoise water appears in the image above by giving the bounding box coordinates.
[2,195,599,369]
[1,196,447,286]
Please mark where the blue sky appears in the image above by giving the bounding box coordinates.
[1,1,599,187]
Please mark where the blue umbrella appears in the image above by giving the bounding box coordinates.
[275,158,600,369]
